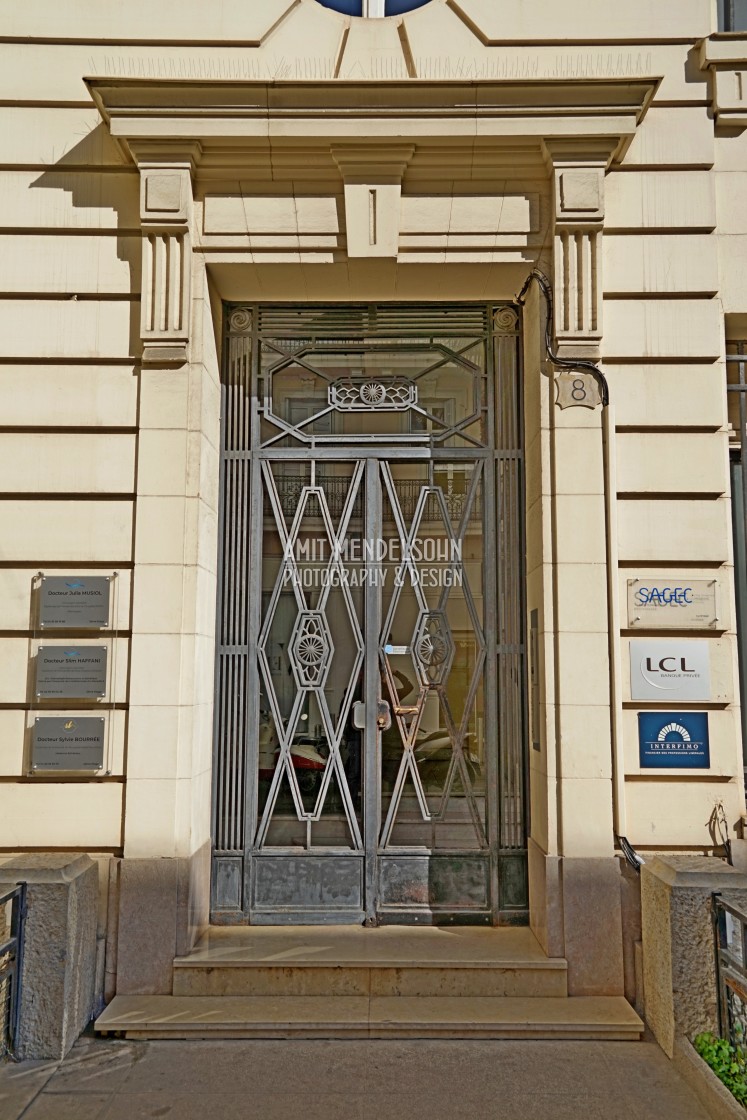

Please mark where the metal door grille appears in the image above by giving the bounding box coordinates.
[211,303,528,922]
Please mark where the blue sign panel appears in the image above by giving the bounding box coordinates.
[638,711,710,769]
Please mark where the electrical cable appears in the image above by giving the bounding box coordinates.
[516,268,610,407]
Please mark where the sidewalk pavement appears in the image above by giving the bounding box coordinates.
[0,1033,714,1120]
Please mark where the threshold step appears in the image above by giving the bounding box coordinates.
[95,994,643,1041]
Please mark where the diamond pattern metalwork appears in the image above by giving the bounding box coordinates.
[255,461,365,851]
[413,610,454,688]
[289,611,333,689]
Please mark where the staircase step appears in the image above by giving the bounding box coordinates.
[172,925,568,998]
[96,994,643,1041]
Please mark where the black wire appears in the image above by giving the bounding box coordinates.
[516,269,610,407]
[617,835,644,873]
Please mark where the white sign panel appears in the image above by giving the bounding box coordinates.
[627,580,718,630]
[629,640,711,702]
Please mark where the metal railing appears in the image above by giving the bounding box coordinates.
[0,884,27,1060]
[714,893,747,1052]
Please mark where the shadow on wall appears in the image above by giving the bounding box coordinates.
[30,123,142,360]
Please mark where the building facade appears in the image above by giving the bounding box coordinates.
[1,0,746,1011]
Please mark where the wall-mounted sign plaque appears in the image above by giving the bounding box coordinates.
[627,579,718,630]
[36,647,108,699]
[629,640,711,702]
[638,711,710,770]
[32,717,105,771]
[39,577,111,629]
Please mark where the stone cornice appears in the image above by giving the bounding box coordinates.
[85,77,659,168]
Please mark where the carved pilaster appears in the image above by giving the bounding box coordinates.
[134,144,201,367]
[544,141,610,363]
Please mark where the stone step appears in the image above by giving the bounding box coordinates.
[171,925,568,998]
[96,994,644,1041]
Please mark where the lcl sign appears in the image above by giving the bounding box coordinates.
[630,640,711,702]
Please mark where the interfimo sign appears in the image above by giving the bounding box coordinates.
[627,579,718,630]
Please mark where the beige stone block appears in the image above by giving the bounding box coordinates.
[604,364,725,429]
[0,500,133,562]
[604,234,718,295]
[338,21,404,78]
[717,234,747,314]
[716,174,747,234]
[0,299,135,360]
[0,782,123,847]
[3,0,293,39]
[0,639,31,704]
[193,499,220,573]
[0,710,27,774]
[0,433,135,493]
[618,498,730,563]
[0,568,131,632]
[123,778,180,857]
[138,368,190,430]
[261,0,345,65]
[605,172,715,231]
[0,170,139,229]
[0,108,126,168]
[623,108,714,168]
[557,705,613,781]
[0,364,138,428]
[131,565,197,635]
[133,497,188,565]
[0,235,140,295]
[556,633,610,708]
[552,428,604,495]
[136,430,190,497]
[627,780,745,847]
[622,707,740,777]
[559,777,615,858]
[451,0,710,39]
[195,434,220,513]
[555,564,609,634]
[603,299,722,361]
[203,193,340,237]
[616,432,728,495]
[125,706,182,781]
[554,495,607,563]
[400,194,536,235]
[129,633,185,708]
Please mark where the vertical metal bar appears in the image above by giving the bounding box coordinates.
[9,883,26,1053]
[485,320,501,921]
[364,458,382,925]
[244,314,264,902]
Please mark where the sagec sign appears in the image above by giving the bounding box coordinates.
[629,640,711,702]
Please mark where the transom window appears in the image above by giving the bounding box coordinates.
[315,0,431,16]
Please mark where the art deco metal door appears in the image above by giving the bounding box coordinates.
[211,304,527,925]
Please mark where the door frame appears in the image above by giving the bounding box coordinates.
[210,303,528,926]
